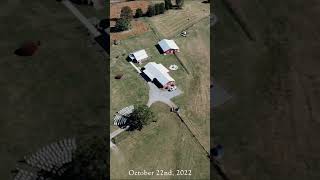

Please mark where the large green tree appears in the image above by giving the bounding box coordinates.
[176,0,184,9]
[135,8,143,18]
[120,6,133,20]
[115,18,131,31]
[147,5,156,17]
[127,105,155,131]
[164,0,172,10]
[155,3,161,15]
[159,3,165,14]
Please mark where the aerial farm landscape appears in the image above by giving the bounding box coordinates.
[109,0,210,179]
[3,0,320,179]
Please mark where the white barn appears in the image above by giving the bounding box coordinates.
[129,49,148,63]
[143,62,175,89]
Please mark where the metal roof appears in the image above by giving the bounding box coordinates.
[130,49,148,61]
[143,62,175,86]
[158,39,179,52]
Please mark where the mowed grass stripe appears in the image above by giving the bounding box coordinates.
[152,14,198,37]
[150,1,209,37]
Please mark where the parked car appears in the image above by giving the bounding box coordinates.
[180,31,187,37]
[169,86,177,92]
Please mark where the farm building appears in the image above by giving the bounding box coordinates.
[158,39,180,55]
[129,49,148,63]
[143,62,176,89]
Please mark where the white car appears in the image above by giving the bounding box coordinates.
[180,31,187,37]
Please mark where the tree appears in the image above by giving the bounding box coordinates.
[154,3,160,15]
[176,0,184,9]
[115,18,131,31]
[120,6,133,20]
[135,8,143,18]
[164,0,172,10]
[127,105,155,131]
[147,5,155,17]
[159,3,165,14]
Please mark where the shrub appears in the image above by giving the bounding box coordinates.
[135,8,143,18]
[147,5,155,17]
[120,6,133,20]
[115,18,131,31]
[159,3,165,14]
[176,0,184,9]
[164,0,172,10]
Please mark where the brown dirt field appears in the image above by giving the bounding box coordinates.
[110,0,150,19]
[110,20,150,40]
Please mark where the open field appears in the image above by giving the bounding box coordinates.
[110,3,210,178]
[172,18,210,150]
[110,31,183,131]
[109,1,151,41]
[110,19,150,40]
[0,1,106,179]
[214,0,320,179]
[149,1,210,38]
[110,0,150,19]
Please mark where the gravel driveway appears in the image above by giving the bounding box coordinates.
[147,82,182,108]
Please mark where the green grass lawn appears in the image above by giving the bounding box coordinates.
[111,103,210,180]
[173,17,210,150]
[149,1,210,38]
[0,1,107,179]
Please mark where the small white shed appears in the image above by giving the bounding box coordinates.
[129,49,148,63]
